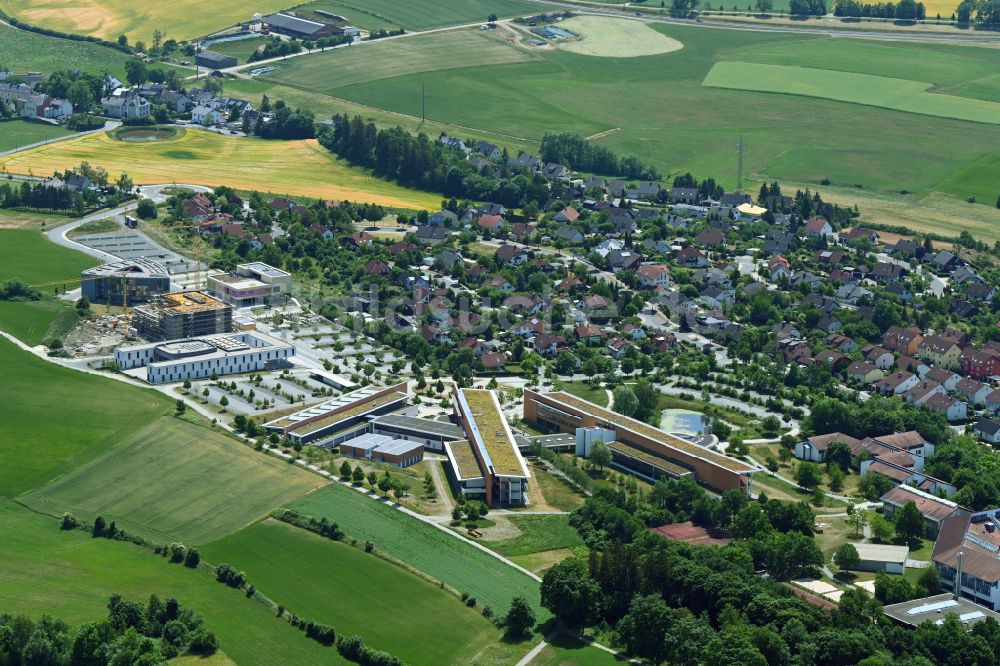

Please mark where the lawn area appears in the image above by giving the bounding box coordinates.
[0,337,170,496]
[20,417,326,545]
[534,633,623,666]
[558,381,608,408]
[0,0,296,42]
[703,61,1000,126]
[0,128,439,210]
[290,484,548,621]
[0,499,348,666]
[0,208,76,230]
[557,15,683,58]
[0,119,72,152]
[0,24,132,77]
[201,519,499,665]
[264,29,534,95]
[528,462,587,512]
[482,514,585,557]
[66,217,120,237]
[291,0,539,31]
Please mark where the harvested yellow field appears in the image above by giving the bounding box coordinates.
[0,0,294,42]
[557,16,683,58]
[0,129,438,210]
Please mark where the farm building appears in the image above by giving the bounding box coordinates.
[81,258,171,306]
[265,383,409,445]
[449,388,530,507]
[339,433,424,468]
[114,330,293,384]
[263,12,336,38]
[196,50,237,70]
[523,390,756,496]
[132,291,233,341]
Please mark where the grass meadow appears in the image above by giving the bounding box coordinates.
[261,18,1000,213]
[0,0,294,42]
[0,499,350,666]
[0,119,72,152]
[290,484,548,620]
[0,24,132,77]
[704,61,1000,125]
[293,0,539,31]
[483,514,585,557]
[21,418,326,544]
[201,36,267,64]
[0,128,439,209]
[557,15,683,58]
[0,228,97,344]
[0,337,169,496]
[534,633,623,666]
[201,519,500,665]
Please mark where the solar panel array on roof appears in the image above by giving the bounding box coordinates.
[907,599,958,615]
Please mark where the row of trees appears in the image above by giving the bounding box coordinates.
[318,115,551,208]
[0,594,218,664]
[834,0,927,19]
[956,0,1000,24]
[539,131,660,180]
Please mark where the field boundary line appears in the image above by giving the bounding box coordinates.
[584,127,620,141]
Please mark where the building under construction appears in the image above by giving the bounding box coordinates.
[133,291,233,341]
[81,259,171,306]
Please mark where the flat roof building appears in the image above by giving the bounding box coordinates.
[114,330,293,384]
[207,262,292,308]
[133,291,233,341]
[339,433,424,468]
[451,388,530,507]
[265,383,409,445]
[263,12,337,38]
[369,413,464,453]
[884,593,1000,629]
[850,543,910,574]
[81,258,171,306]
[523,390,757,495]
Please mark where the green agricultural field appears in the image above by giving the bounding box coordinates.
[0,228,97,344]
[483,515,585,557]
[703,62,1000,125]
[0,337,169,496]
[0,0,295,43]
[21,418,326,544]
[0,119,72,152]
[202,519,499,665]
[283,18,1000,211]
[290,484,547,620]
[290,0,539,31]
[0,500,349,666]
[557,15,683,58]
[264,29,533,95]
[0,24,132,77]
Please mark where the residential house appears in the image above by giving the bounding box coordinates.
[925,394,967,422]
[554,206,580,223]
[606,249,641,273]
[862,345,895,371]
[870,261,907,282]
[967,283,997,301]
[472,141,502,160]
[575,324,605,344]
[877,371,919,396]
[902,380,946,406]
[677,247,709,268]
[495,244,528,266]
[795,432,862,462]
[826,333,859,353]
[918,336,962,367]
[882,326,924,357]
[533,333,565,356]
[804,216,833,237]
[480,351,507,371]
[415,226,448,245]
[669,187,700,204]
[477,214,505,233]
[555,225,583,243]
[975,417,1000,444]
[191,105,221,125]
[543,163,571,182]
[930,250,960,272]
[924,367,962,392]
[636,263,671,289]
[956,377,993,405]
[485,276,514,292]
[695,230,726,249]
[815,349,850,373]
[101,92,150,119]
[344,232,372,248]
[428,209,458,226]
[847,361,884,386]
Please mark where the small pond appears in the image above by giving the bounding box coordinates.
[659,408,708,435]
[116,128,177,142]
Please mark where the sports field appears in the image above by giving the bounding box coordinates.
[0,119,72,152]
[264,29,533,94]
[0,500,349,666]
[0,24,133,77]
[290,484,547,620]
[0,129,439,209]
[21,418,326,544]
[704,61,1000,125]
[0,229,97,344]
[0,337,169,496]
[202,519,499,665]
[0,0,295,43]
[557,15,683,58]
[293,0,539,31]
[276,19,1000,210]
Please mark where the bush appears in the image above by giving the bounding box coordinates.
[136,198,157,219]
[169,542,186,563]
[465,597,477,608]
[65,113,106,131]
[60,513,78,530]
[188,629,219,655]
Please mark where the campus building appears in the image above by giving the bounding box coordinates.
[114,330,293,384]
[522,390,757,496]
[448,388,530,507]
[933,509,1000,611]
[206,262,292,308]
[81,259,171,306]
[265,383,409,445]
[339,433,424,468]
[133,291,233,341]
